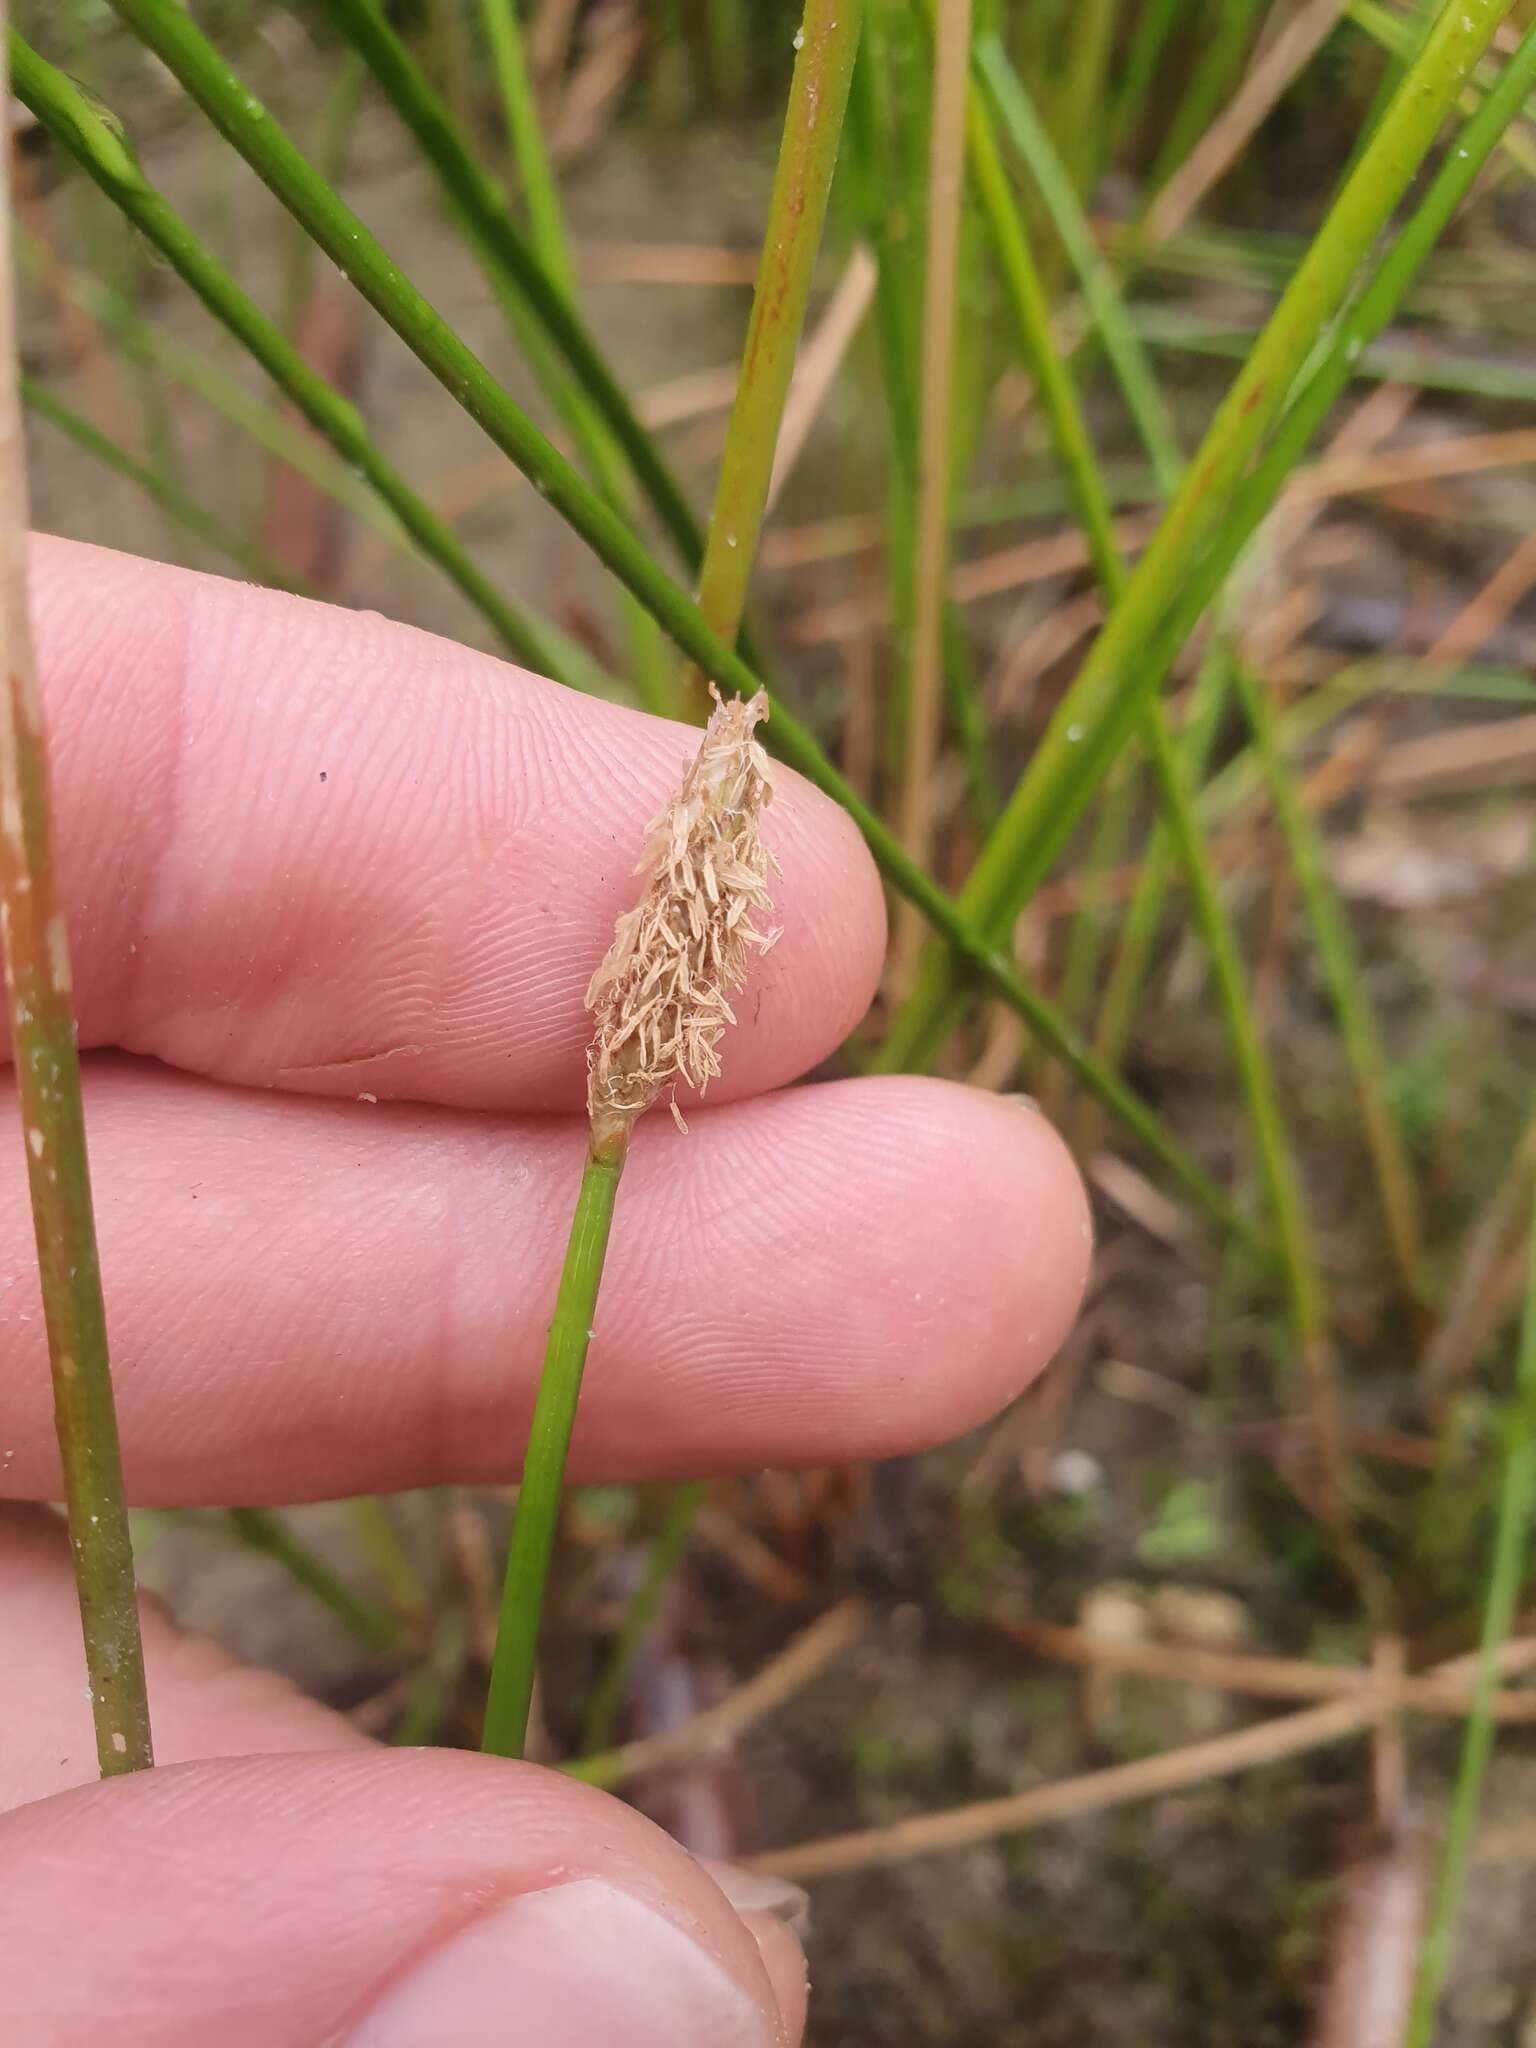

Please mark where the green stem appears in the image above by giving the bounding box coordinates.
[0,60,150,1776]
[483,1144,626,1759]
[224,1508,399,1652]
[975,34,1183,493]
[880,0,1519,1074]
[1083,635,1233,1141]
[15,228,392,536]
[346,1493,429,1622]
[581,1478,707,1753]
[685,0,862,698]
[13,38,575,683]
[22,375,318,594]
[1231,656,1427,1310]
[1407,1187,1536,2042]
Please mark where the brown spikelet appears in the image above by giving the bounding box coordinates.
[586,689,779,1154]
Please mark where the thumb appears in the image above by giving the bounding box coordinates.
[0,1749,805,2047]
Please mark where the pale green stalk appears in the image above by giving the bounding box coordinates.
[0,49,150,1776]
[224,1509,398,1652]
[1231,657,1426,1310]
[22,375,319,594]
[1081,636,1234,1150]
[1146,0,1265,193]
[975,35,1183,492]
[1055,0,1118,193]
[581,1479,707,1753]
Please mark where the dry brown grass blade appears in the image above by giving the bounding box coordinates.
[1142,0,1355,248]
[787,420,1536,643]
[765,245,877,514]
[1423,529,1536,667]
[569,1597,868,1790]
[746,1638,1536,1882]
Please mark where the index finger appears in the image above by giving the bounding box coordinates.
[26,536,887,1110]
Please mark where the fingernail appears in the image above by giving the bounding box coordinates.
[707,1864,812,1938]
[345,1878,778,2048]
[1006,1092,1044,1115]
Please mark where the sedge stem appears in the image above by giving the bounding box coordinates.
[482,1138,627,1759]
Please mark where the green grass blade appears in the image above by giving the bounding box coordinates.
[1107,0,1186,154]
[222,1508,399,1652]
[1230,655,1427,1310]
[847,16,997,825]
[15,230,394,536]
[1082,636,1235,1144]
[893,0,972,971]
[22,374,318,594]
[1407,1176,1536,2042]
[1146,0,1265,193]
[975,34,1183,492]
[880,0,1518,1074]
[581,1479,707,1753]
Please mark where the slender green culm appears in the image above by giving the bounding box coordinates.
[581,1479,707,1754]
[0,50,151,1778]
[975,34,1183,493]
[15,230,393,538]
[881,0,1519,1075]
[685,0,863,702]
[485,692,779,1757]
[482,1146,624,1759]
[1231,656,1426,1310]
[12,37,576,683]
[22,375,319,595]
[1407,1181,1536,2041]
[224,1508,399,1652]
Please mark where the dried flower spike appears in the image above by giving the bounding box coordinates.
[586,687,779,1157]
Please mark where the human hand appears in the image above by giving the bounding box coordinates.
[0,537,1090,2045]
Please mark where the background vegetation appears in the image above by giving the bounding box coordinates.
[11,0,1536,2038]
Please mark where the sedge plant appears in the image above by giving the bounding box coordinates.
[0,33,151,1777]
[481,690,780,1759]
